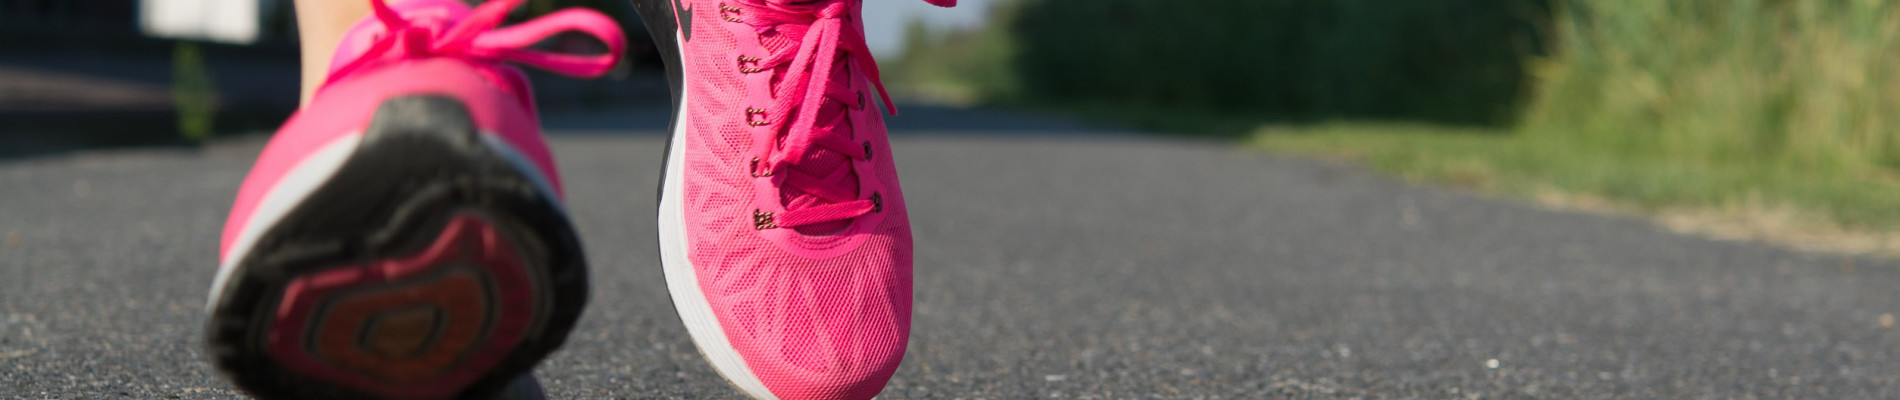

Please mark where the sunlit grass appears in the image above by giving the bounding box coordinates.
[1233,0,1900,241]
[896,0,1900,248]
[1254,122,1900,253]
[1526,0,1900,175]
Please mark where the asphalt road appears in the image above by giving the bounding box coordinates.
[4,106,1899,399]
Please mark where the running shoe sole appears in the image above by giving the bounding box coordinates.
[205,96,588,400]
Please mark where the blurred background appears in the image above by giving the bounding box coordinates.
[0,0,664,157]
[8,0,1900,248]
[890,0,1900,251]
[0,0,990,152]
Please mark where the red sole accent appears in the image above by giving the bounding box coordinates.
[266,214,539,399]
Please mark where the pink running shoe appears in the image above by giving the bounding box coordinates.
[202,1,622,399]
[632,0,953,399]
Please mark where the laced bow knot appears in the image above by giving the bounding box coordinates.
[324,0,626,90]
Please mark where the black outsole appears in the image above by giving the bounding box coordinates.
[204,96,589,400]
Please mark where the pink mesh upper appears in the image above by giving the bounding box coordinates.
[219,0,623,261]
[674,0,934,398]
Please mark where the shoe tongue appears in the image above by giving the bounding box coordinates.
[756,22,805,60]
[327,0,473,74]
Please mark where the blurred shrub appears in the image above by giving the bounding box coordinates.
[897,0,1552,125]
[901,0,1900,178]
[173,42,218,142]
[1526,0,1900,175]
[896,0,1900,229]
[892,10,1024,105]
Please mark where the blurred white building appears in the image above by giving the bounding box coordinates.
[141,0,276,44]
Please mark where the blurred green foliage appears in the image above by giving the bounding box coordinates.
[1257,0,1900,232]
[1511,0,1900,228]
[173,41,218,142]
[1527,0,1900,176]
[892,14,1022,106]
[904,0,1900,232]
[896,0,1552,126]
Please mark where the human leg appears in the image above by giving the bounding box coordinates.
[292,0,399,105]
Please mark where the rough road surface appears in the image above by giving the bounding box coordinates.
[3,107,1898,399]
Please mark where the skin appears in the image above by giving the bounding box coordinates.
[293,0,416,106]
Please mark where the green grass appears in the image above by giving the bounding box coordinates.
[1253,122,1900,234]
[1279,0,1900,234]
[894,0,1900,241]
[1524,0,1900,176]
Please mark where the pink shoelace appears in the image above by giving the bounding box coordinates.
[323,0,625,90]
[729,0,899,230]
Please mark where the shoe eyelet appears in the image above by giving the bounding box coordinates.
[753,210,776,230]
[737,56,763,73]
[870,192,883,212]
[750,157,772,177]
[719,3,744,22]
[745,108,769,126]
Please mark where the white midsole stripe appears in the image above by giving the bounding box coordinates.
[208,133,364,308]
[481,134,568,216]
[657,69,781,399]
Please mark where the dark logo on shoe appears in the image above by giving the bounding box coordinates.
[672,0,694,42]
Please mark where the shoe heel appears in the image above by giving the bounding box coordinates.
[207,96,586,400]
